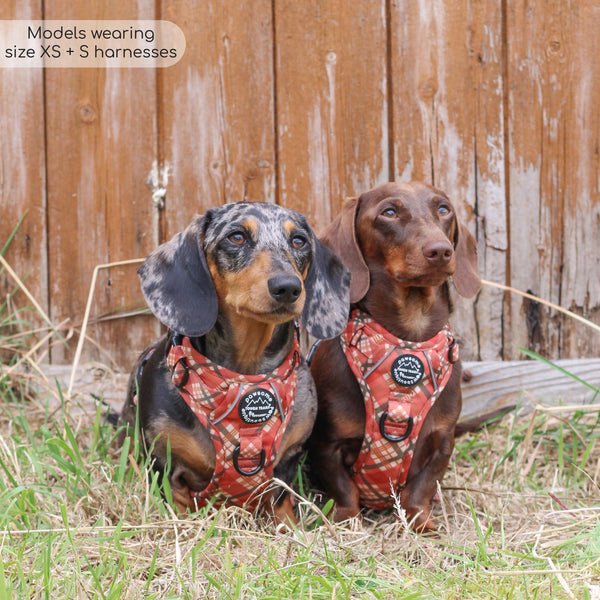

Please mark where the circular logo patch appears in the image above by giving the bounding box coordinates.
[238,388,278,424]
[391,355,425,387]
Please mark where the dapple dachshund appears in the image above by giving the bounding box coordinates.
[121,202,350,524]
[308,182,480,531]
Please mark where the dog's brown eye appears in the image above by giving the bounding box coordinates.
[438,205,450,216]
[228,232,246,245]
[382,207,396,217]
[291,235,307,249]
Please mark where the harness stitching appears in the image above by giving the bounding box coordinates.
[166,332,300,510]
[340,309,456,509]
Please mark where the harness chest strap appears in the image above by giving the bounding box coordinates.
[340,309,457,510]
[166,333,300,510]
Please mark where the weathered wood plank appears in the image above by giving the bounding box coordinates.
[390,1,507,361]
[467,0,507,361]
[44,0,160,369]
[274,0,388,225]
[4,2,598,370]
[391,1,475,193]
[0,0,47,345]
[556,2,600,357]
[29,359,600,423]
[461,359,600,419]
[390,1,438,184]
[505,0,600,359]
[160,0,276,239]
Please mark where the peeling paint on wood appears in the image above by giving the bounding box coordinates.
[0,0,48,332]
[506,0,600,359]
[161,0,276,239]
[44,0,160,368]
[275,0,388,226]
[2,1,599,369]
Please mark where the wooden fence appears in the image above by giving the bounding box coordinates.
[1,0,599,369]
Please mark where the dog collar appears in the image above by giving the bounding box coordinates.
[340,309,457,510]
[166,331,300,511]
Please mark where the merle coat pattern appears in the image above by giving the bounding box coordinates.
[121,202,350,524]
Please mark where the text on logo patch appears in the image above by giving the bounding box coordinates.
[390,354,425,387]
[238,388,278,424]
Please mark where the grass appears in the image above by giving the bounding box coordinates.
[0,253,599,598]
[0,377,598,599]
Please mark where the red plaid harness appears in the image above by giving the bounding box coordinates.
[166,333,300,510]
[340,309,457,509]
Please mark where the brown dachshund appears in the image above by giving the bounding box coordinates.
[308,182,480,531]
[120,202,349,524]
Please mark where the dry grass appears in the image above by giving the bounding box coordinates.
[1,252,599,599]
[1,363,599,599]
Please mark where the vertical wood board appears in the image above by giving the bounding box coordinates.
[390,0,507,360]
[274,0,389,227]
[467,0,507,360]
[556,1,600,356]
[0,0,47,348]
[45,0,159,368]
[506,0,600,359]
[160,0,276,240]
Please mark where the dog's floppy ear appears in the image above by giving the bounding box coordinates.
[301,236,350,339]
[452,223,481,298]
[138,214,218,337]
[319,197,369,303]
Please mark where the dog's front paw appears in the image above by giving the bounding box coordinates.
[404,505,436,533]
[334,504,361,523]
[264,491,298,530]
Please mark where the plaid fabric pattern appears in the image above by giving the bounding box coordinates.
[166,333,300,511]
[340,309,456,509]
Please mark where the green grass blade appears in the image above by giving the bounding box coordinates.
[0,213,27,257]
[519,347,600,395]
[0,558,10,600]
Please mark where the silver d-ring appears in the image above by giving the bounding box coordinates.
[379,413,413,443]
[232,445,266,476]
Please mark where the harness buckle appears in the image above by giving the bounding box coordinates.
[232,445,266,476]
[448,338,458,364]
[172,358,190,388]
[379,412,413,443]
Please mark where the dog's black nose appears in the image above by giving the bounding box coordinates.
[423,241,453,265]
[268,275,302,304]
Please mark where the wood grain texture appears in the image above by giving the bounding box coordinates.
[390,1,506,360]
[274,0,389,227]
[3,2,599,369]
[506,0,600,359]
[461,359,600,419]
[160,0,276,239]
[554,1,600,356]
[44,0,159,368]
[28,358,600,420]
[0,0,48,340]
[467,0,508,361]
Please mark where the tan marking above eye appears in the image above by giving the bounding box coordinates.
[283,220,296,235]
[242,219,258,235]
